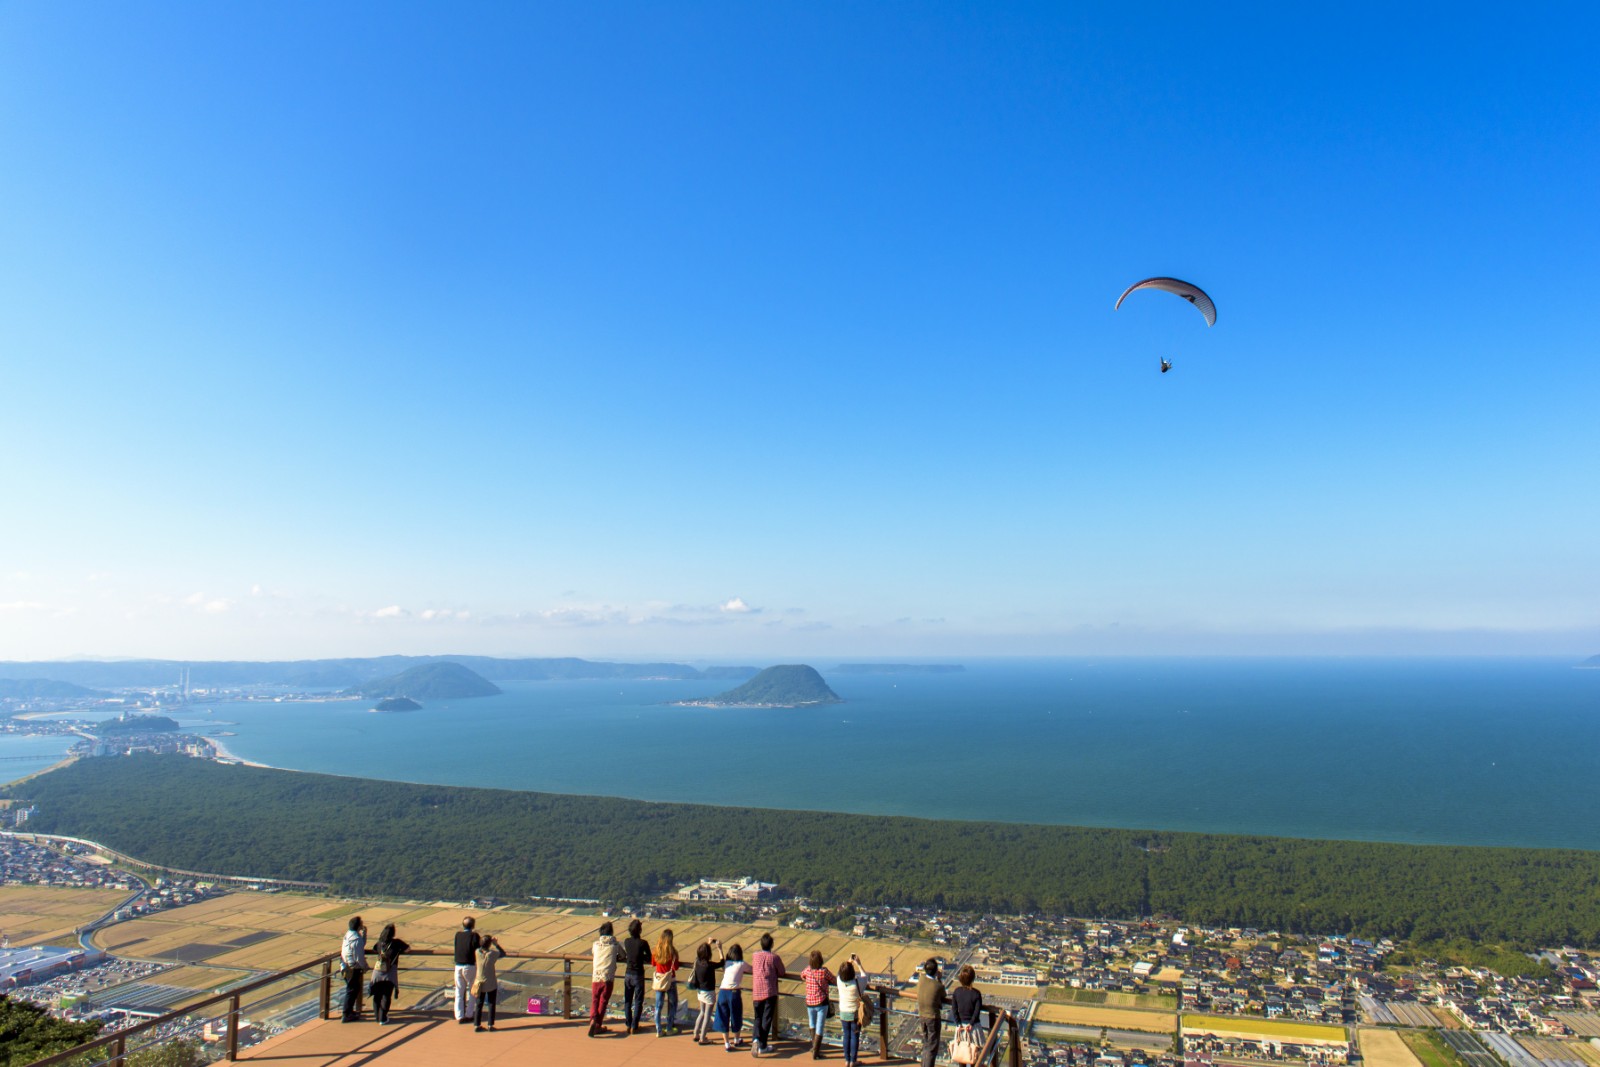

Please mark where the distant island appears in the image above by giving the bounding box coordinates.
[677,665,842,708]
[371,696,421,713]
[831,663,965,675]
[349,662,502,700]
[0,678,105,700]
[1580,655,1600,670]
[96,715,180,734]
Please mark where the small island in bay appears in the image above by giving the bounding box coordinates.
[831,663,965,675]
[349,662,502,700]
[676,664,842,708]
[1579,655,1600,670]
[371,696,422,713]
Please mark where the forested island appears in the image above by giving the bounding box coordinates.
[95,715,180,734]
[350,662,501,700]
[831,663,965,674]
[679,664,842,707]
[1580,655,1600,669]
[11,754,1600,947]
[371,697,421,712]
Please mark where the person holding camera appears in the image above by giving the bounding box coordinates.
[836,954,869,1067]
[473,934,506,1032]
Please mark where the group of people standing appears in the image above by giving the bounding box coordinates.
[338,912,986,1067]
[589,921,978,1067]
[337,914,506,1031]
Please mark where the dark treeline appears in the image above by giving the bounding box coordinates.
[12,756,1600,947]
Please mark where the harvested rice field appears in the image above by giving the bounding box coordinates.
[0,886,129,946]
[1361,1028,1425,1067]
[1034,1003,1177,1033]
[1181,1014,1348,1045]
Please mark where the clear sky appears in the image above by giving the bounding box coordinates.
[2,2,1596,661]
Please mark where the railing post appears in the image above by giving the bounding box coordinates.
[877,989,891,1060]
[111,1033,126,1067]
[563,958,574,1019]
[226,992,241,1060]
[319,959,333,1020]
[1007,1014,1021,1067]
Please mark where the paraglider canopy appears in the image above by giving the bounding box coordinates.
[1114,277,1216,327]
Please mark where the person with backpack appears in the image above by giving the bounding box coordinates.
[369,923,410,1025]
[801,950,836,1059]
[836,955,870,1067]
[621,918,653,1034]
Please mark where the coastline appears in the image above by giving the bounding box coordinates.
[206,736,274,770]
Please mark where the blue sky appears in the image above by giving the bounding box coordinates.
[2,2,1596,660]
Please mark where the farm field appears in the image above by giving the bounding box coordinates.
[1399,1029,1469,1067]
[1361,1028,1425,1067]
[1181,1014,1348,1044]
[0,885,128,946]
[89,891,935,983]
[1042,987,1174,1010]
[1387,1002,1445,1028]
[1516,1036,1598,1063]
[1035,1003,1176,1033]
[1555,1014,1600,1039]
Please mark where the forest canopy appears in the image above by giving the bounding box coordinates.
[11,755,1600,948]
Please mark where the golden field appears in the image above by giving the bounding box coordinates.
[1034,1003,1177,1033]
[1359,1028,1425,1067]
[0,886,129,946]
[1181,1014,1348,1045]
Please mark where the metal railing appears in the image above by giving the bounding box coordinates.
[24,946,1025,1067]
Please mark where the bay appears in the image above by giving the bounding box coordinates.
[48,658,1600,850]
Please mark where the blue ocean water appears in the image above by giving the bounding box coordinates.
[48,658,1600,850]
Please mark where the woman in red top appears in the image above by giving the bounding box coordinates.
[652,928,680,1036]
[801,950,836,1059]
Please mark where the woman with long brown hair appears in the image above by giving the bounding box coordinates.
[652,927,681,1036]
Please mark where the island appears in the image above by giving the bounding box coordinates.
[349,662,502,700]
[831,663,965,675]
[96,715,180,734]
[676,665,842,708]
[370,696,422,713]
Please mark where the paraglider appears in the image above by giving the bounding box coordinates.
[1114,276,1215,374]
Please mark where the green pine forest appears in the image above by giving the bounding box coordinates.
[11,755,1600,947]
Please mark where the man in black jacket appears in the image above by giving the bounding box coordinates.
[620,918,652,1035]
[453,916,481,1024]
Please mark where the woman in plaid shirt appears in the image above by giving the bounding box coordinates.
[801,950,836,1059]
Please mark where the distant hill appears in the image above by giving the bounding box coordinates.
[1580,655,1600,670]
[693,665,841,707]
[353,663,501,700]
[371,696,422,713]
[831,663,965,675]
[97,715,180,734]
[701,666,761,680]
[0,678,105,700]
[0,655,711,689]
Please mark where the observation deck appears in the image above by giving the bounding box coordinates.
[25,948,1024,1067]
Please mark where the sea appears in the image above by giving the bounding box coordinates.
[6,657,1598,851]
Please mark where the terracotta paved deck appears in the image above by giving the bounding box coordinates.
[238,1010,857,1066]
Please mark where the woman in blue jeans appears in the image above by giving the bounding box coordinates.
[801,950,836,1058]
[715,943,748,1050]
[836,955,867,1067]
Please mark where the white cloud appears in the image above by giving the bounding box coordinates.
[0,600,49,613]
[419,608,470,621]
[184,592,206,606]
[719,597,758,614]
[203,599,233,614]
[251,584,264,596]
[371,605,408,619]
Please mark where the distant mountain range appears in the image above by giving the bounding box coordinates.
[0,656,750,690]
[0,678,105,700]
[350,663,502,701]
[687,665,842,707]
[831,663,965,675]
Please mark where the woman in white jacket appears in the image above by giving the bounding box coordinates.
[836,954,869,1067]
[340,917,367,1022]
